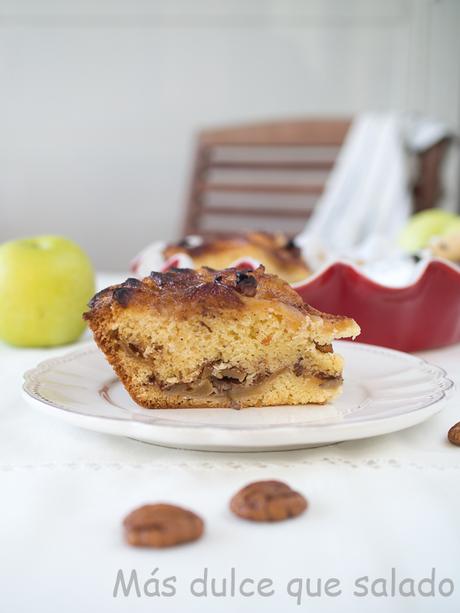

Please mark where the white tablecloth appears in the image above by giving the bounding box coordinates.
[1,274,459,612]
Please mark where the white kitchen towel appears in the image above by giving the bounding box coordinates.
[296,112,451,267]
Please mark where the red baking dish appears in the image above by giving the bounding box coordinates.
[132,246,460,353]
[293,260,460,352]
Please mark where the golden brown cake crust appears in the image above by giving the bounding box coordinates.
[85,265,344,324]
[163,232,311,283]
[164,232,303,265]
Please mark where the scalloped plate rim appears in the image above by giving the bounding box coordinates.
[22,341,454,451]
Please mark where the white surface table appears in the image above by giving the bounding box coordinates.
[1,274,460,613]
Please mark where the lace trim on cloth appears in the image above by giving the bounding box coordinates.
[1,458,460,472]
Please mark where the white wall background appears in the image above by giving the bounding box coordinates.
[0,0,459,270]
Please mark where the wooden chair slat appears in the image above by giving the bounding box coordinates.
[198,182,324,195]
[199,119,350,147]
[201,205,313,219]
[208,160,335,171]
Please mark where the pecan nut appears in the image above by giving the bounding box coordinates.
[123,504,204,547]
[230,480,307,522]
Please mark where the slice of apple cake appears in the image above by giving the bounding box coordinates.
[84,266,360,409]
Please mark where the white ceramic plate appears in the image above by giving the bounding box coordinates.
[23,341,453,452]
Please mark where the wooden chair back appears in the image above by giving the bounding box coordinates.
[183,118,450,237]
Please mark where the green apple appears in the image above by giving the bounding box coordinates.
[0,235,95,347]
[398,209,460,252]
[442,217,460,238]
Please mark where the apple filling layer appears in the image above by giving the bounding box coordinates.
[151,359,342,402]
[161,371,342,402]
